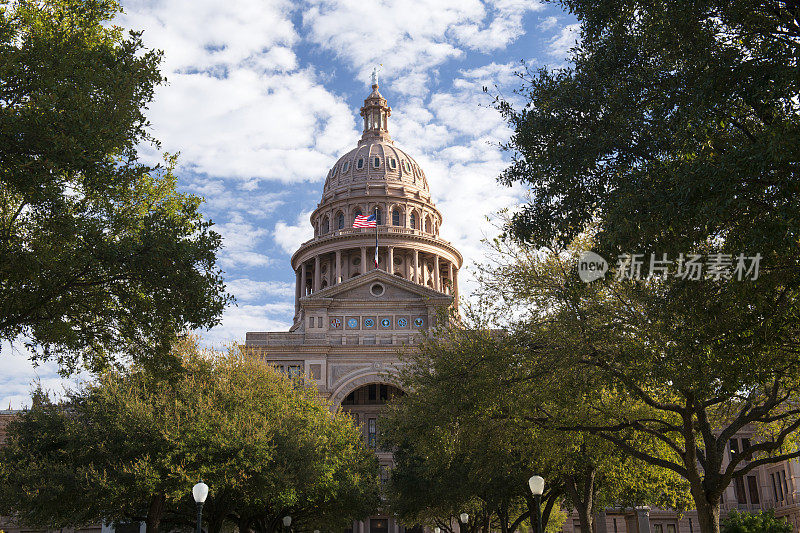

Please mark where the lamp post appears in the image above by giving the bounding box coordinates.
[528,476,544,533]
[283,516,292,532]
[192,481,209,533]
[459,513,469,533]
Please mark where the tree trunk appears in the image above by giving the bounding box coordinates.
[208,510,226,533]
[542,491,559,532]
[692,485,721,533]
[237,515,251,533]
[499,504,510,533]
[565,474,594,533]
[145,493,165,533]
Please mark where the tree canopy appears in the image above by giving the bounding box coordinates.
[0,338,380,533]
[0,0,230,374]
[382,313,691,533]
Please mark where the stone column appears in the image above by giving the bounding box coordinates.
[413,249,419,283]
[301,262,307,296]
[634,507,650,533]
[314,255,321,292]
[361,247,367,274]
[388,246,394,275]
[434,254,440,291]
[295,268,301,312]
[448,261,454,295]
[454,267,459,302]
[335,250,342,284]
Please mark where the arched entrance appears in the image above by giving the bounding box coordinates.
[340,383,404,450]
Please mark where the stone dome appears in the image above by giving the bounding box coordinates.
[288,77,463,330]
[323,140,429,193]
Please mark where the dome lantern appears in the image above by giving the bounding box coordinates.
[360,68,391,143]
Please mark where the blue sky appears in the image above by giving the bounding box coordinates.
[1,0,578,409]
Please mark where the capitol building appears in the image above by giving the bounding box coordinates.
[244,77,462,533]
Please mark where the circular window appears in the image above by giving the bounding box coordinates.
[370,283,385,297]
[353,257,361,265]
[394,257,402,265]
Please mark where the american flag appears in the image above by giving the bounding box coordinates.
[353,214,377,228]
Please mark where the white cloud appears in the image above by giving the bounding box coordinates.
[548,23,580,58]
[303,0,543,96]
[217,217,275,269]
[273,210,314,255]
[200,303,294,346]
[538,15,558,30]
[122,0,359,183]
[121,0,298,74]
[225,278,295,303]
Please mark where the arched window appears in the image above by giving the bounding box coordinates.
[424,216,431,233]
[410,212,416,229]
[375,208,382,225]
[392,209,400,226]
[337,212,344,230]
[353,208,362,224]
[322,217,330,234]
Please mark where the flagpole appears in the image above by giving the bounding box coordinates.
[374,207,379,270]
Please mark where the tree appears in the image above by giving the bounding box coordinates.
[477,233,800,533]
[721,510,791,533]
[0,338,380,533]
[382,314,691,533]
[0,0,230,374]
[493,1,800,531]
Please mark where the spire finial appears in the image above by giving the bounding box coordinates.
[371,67,378,87]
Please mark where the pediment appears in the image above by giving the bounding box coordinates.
[301,269,452,304]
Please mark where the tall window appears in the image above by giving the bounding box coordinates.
[322,217,330,234]
[337,212,344,230]
[392,209,400,226]
[747,475,760,504]
[735,476,747,504]
[375,208,382,225]
[353,208,362,224]
[357,158,364,169]
[368,418,377,448]
[425,216,431,233]
[410,212,416,229]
